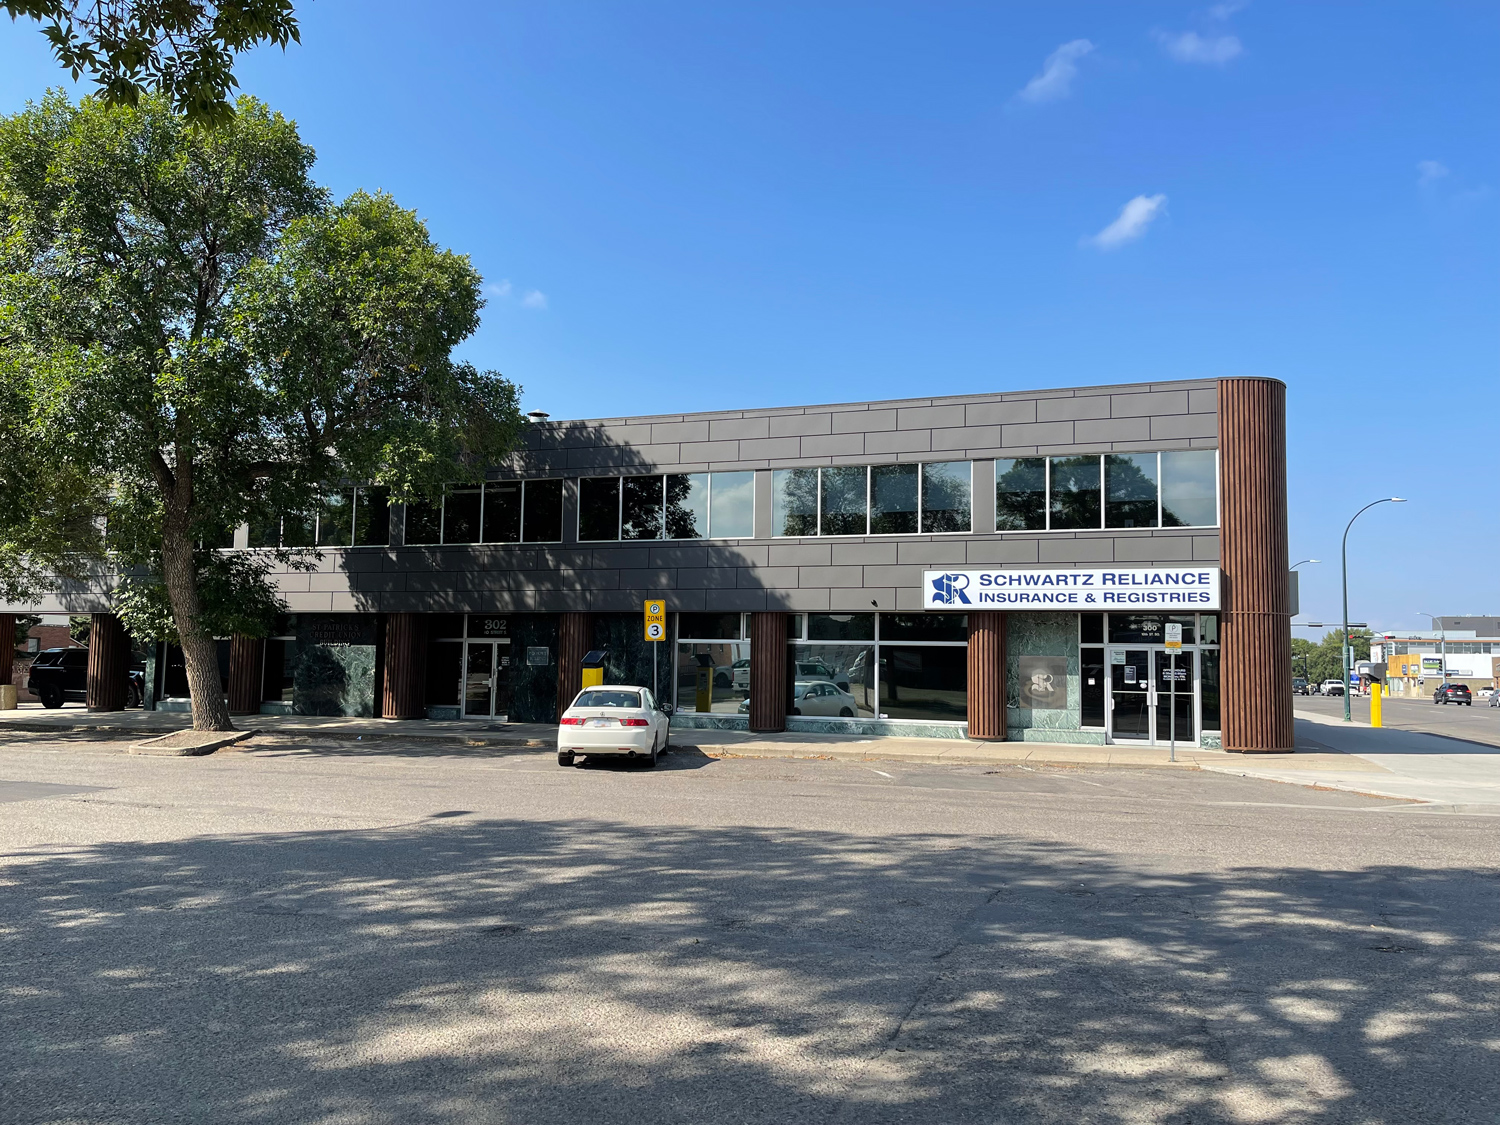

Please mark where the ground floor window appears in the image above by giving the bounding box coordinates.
[786,613,968,723]
[676,612,750,715]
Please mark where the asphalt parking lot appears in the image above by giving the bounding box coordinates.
[1,732,1496,1124]
[1295,692,1500,748]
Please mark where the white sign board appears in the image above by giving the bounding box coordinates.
[922,567,1220,611]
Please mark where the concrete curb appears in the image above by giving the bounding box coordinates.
[129,730,260,757]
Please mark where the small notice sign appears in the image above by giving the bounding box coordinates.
[644,599,666,642]
[1164,623,1183,650]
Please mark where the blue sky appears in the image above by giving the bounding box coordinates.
[2,2,1496,632]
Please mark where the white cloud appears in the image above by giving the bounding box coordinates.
[1417,160,1449,186]
[521,289,548,310]
[1156,29,1242,64]
[1017,39,1095,103]
[1208,0,1248,19]
[487,279,513,298]
[1086,194,1168,250]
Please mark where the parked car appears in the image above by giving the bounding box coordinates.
[794,660,851,692]
[1320,680,1345,697]
[1491,689,1500,708]
[556,685,672,767]
[1478,686,1495,700]
[1292,678,1309,695]
[1433,683,1472,706]
[738,679,862,718]
[25,647,143,709]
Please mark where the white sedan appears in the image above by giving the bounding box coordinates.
[557,686,671,767]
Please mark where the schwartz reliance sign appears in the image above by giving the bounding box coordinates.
[922,567,1221,611]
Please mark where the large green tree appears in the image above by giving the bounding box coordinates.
[0,92,525,730]
[3,1,298,128]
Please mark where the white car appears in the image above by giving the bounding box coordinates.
[1320,680,1345,697]
[790,679,860,717]
[557,686,672,767]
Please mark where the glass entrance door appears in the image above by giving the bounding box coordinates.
[464,643,493,717]
[1106,647,1199,745]
[1154,650,1195,745]
[1108,649,1152,741]
[462,641,512,719]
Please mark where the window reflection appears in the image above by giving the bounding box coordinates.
[404,499,441,545]
[709,471,754,538]
[1049,455,1101,530]
[772,468,819,536]
[317,489,355,547]
[444,486,481,544]
[870,464,918,534]
[921,462,971,532]
[353,487,390,546]
[820,466,868,535]
[666,473,707,539]
[621,475,664,540]
[1161,451,1218,527]
[789,644,876,718]
[676,642,750,714]
[996,457,1046,531]
[1105,454,1159,529]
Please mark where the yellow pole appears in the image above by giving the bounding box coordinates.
[1370,681,1382,728]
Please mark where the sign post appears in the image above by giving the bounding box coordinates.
[644,600,666,702]
[1164,623,1182,762]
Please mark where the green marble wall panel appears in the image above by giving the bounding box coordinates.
[1006,611,1083,739]
[290,643,376,717]
[507,615,559,723]
[592,613,672,700]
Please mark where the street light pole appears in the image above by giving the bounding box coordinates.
[1341,498,1406,722]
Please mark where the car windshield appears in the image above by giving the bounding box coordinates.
[573,690,642,709]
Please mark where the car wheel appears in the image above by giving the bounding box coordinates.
[642,736,658,768]
[126,683,142,709]
[558,751,575,767]
[38,683,64,709]
[714,673,729,688]
[838,707,853,717]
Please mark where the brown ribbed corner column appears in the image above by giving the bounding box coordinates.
[556,613,592,719]
[1219,377,1294,753]
[748,611,788,733]
[0,613,14,687]
[382,612,427,719]
[967,611,1007,740]
[86,612,127,712]
[227,635,264,715]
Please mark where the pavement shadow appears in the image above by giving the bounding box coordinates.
[1,819,1495,1123]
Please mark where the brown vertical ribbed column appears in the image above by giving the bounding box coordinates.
[0,613,14,687]
[227,635,264,715]
[86,612,127,712]
[748,611,788,732]
[1219,377,1294,753]
[382,612,427,719]
[967,611,1007,740]
[555,612,592,720]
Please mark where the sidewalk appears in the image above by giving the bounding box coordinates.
[1202,711,1500,813]
[0,701,1359,773]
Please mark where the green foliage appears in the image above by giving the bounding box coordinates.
[3,1,299,129]
[0,91,525,656]
[114,548,312,641]
[12,613,40,645]
[1291,629,1374,685]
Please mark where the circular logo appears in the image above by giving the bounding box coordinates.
[646,622,664,640]
[648,602,663,615]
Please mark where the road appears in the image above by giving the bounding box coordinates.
[1295,692,1500,749]
[1,732,1496,1125]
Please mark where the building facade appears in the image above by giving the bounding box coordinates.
[0,376,1296,752]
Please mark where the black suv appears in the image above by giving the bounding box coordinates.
[1433,683,1472,706]
[25,648,144,709]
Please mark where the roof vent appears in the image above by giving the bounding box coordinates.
[526,411,550,423]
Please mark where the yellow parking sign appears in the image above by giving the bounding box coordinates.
[644,599,666,642]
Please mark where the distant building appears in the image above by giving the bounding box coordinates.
[1374,629,1500,695]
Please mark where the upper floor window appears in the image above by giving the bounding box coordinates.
[996,451,1217,532]
[404,478,564,545]
[578,471,754,542]
[772,462,971,537]
[250,486,390,548]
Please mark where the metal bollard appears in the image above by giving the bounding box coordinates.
[1370,682,1382,728]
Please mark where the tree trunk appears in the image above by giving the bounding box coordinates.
[159,520,234,732]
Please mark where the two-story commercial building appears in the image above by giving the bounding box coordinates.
[0,376,1296,752]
